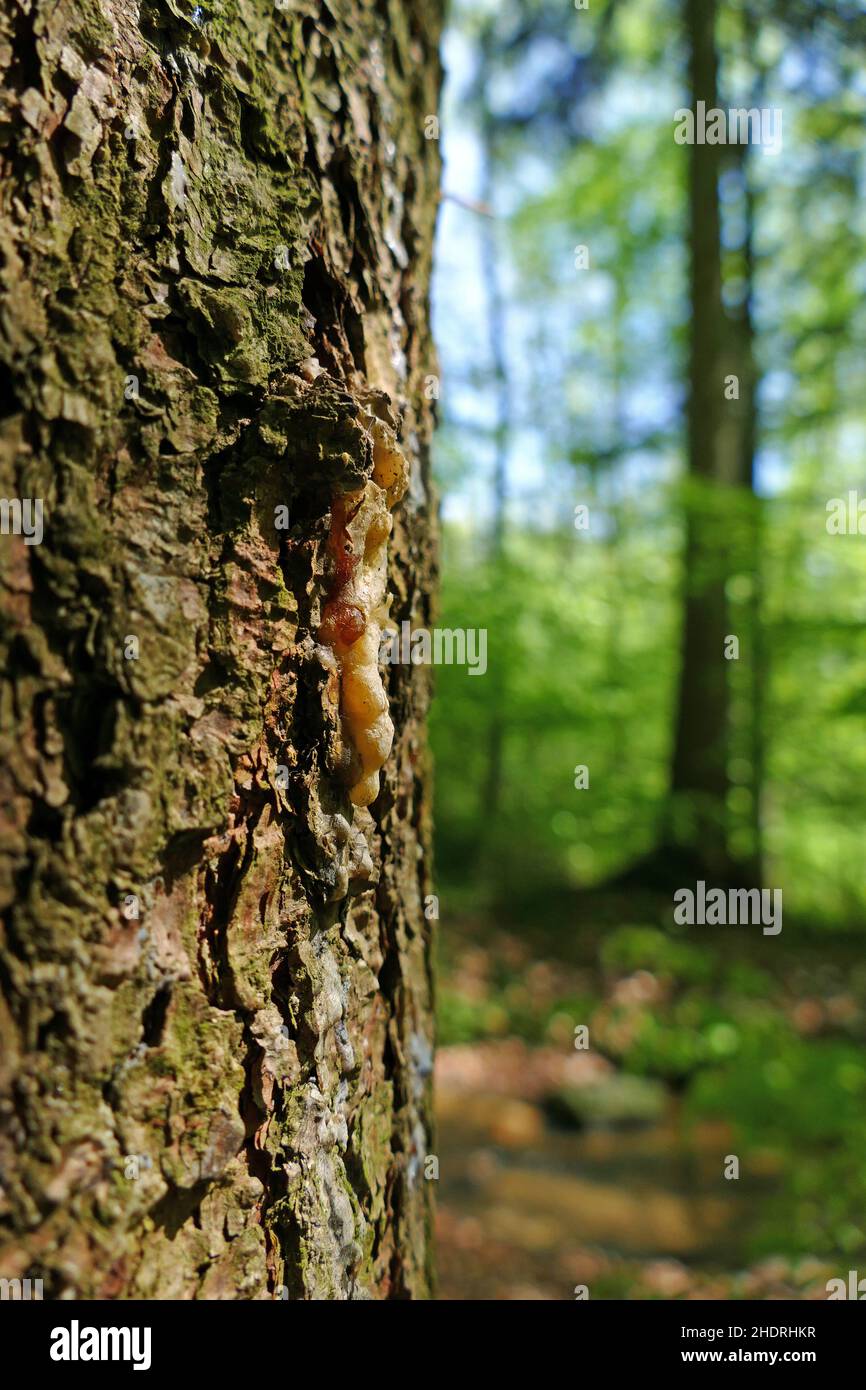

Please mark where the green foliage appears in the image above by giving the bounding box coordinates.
[599,926,716,984]
[432,486,866,923]
[434,0,866,1285]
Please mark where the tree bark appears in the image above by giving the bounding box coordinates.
[0,0,442,1301]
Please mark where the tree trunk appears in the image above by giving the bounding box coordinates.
[0,0,442,1301]
[666,0,736,881]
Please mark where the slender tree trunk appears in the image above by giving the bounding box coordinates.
[742,169,766,881]
[0,0,442,1300]
[666,0,735,881]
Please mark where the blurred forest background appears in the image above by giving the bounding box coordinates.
[428,0,866,1299]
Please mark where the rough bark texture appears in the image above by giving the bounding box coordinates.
[0,0,442,1300]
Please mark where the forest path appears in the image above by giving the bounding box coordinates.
[434,1040,835,1300]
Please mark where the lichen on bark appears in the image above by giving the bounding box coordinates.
[0,0,442,1299]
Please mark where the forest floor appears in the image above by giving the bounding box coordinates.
[433,896,866,1300]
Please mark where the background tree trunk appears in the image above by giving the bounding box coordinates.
[666,0,735,882]
[0,0,442,1300]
